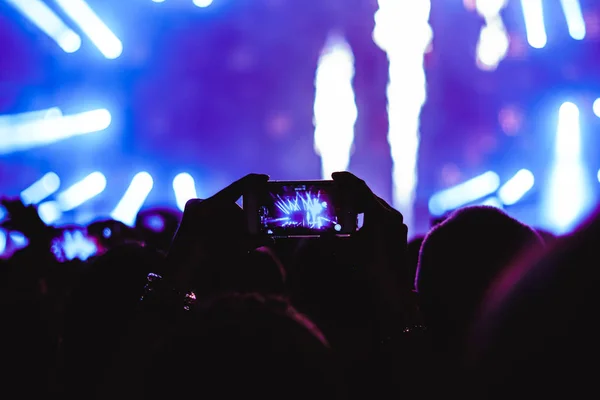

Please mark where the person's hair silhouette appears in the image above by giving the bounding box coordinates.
[469,207,600,399]
[415,206,543,354]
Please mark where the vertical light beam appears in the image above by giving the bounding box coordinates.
[560,0,586,40]
[521,0,547,48]
[21,172,61,205]
[110,172,154,226]
[54,0,123,59]
[373,0,432,229]
[173,173,198,211]
[57,172,107,211]
[313,33,357,180]
[6,0,81,53]
[545,102,591,233]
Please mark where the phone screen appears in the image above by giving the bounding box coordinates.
[51,228,98,262]
[249,181,356,237]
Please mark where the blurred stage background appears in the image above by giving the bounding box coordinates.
[1,0,600,237]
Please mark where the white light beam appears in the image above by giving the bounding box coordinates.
[521,0,547,48]
[54,0,123,59]
[373,0,433,229]
[0,108,111,154]
[110,172,154,226]
[6,0,81,53]
[57,172,107,211]
[560,0,586,40]
[173,173,198,211]
[314,33,357,180]
[21,172,61,205]
[498,169,535,206]
[429,171,501,216]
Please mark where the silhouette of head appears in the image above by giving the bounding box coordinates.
[237,246,287,295]
[415,206,543,351]
[469,207,600,399]
[536,229,557,245]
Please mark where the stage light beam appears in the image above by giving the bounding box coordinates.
[521,0,547,48]
[498,169,535,206]
[21,172,61,205]
[54,0,123,59]
[57,172,107,211]
[480,197,503,209]
[173,173,198,211]
[545,102,591,233]
[560,0,586,40]
[373,0,433,229]
[193,0,213,7]
[6,0,81,53]
[593,98,600,118]
[428,171,501,216]
[38,201,62,225]
[313,33,357,181]
[0,108,111,154]
[110,172,154,226]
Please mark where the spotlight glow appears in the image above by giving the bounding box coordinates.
[38,201,62,225]
[545,102,591,233]
[429,171,501,216]
[110,172,154,227]
[193,0,213,7]
[21,172,61,205]
[0,108,111,154]
[593,98,600,118]
[6,0,82,53]
[560,0,586,40]
[521,0,547,49]
[0,230,6,255]
[313,33,357,180]
[373,0,432,229]
[480,197,503,209]
[55,0,123,59]
[474,0,510,70]
[57,172,107,211]
[173,173,198,211]
[498,169,535,206]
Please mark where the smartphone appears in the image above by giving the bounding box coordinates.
[50,227,98,262]
[244,180,357,238]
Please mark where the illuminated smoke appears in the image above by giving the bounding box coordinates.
[373,0,432,229]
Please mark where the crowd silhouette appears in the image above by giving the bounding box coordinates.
[0,171,596,399]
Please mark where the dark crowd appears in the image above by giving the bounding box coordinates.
[0,171,596,399]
